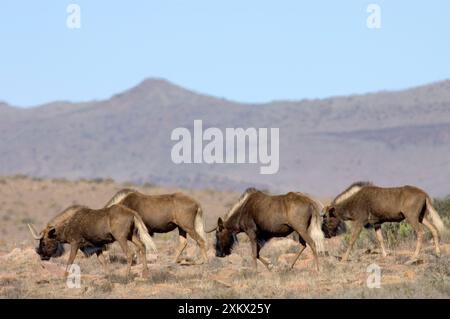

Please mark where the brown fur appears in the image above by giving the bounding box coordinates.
[323,182,446,262]
[214,188,325,271]
[105,189,208,264]
[30,204,153,278]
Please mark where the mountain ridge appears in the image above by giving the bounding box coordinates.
[4,77,450,110]
[1,78,449,196]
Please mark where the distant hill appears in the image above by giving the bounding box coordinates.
[1,78,450,196]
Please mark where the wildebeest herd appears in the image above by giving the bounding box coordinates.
[27,182,446,279]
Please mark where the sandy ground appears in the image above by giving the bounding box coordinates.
[0,176,449,298]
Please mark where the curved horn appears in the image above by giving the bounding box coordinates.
[27,224,43,240]
[205,226,217,233]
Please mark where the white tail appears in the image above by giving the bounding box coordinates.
[104,189,136,208]
[133,215,157,253]
[194,207,207,243]
[426,198,446,234]
[308,205,326,254]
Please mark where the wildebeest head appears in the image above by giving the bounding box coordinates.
[28,224,65,260]
[321,206,347,238]
[215,217,237,257]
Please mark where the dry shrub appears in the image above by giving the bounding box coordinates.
[148,269,176,284]
[109,274,135,285]
[90,280,113,295]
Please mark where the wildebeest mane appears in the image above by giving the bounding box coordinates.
[224,187,258,220]
[47,205,87,228]
[104,188,137,208]
[332,181,373,205]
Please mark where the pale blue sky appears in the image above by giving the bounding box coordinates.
[1,1,449,107]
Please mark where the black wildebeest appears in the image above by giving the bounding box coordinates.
[28,204,157,277]
[104,189,208,264]
[322,182,446,263]
[209,188,326,270]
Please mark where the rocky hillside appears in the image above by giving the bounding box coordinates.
[1,79,450,196]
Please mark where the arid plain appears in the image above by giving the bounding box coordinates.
[0,176,449,298]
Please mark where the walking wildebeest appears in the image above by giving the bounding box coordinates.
[208,188,326,270]
[104,189,208,264]
[322,182,446,263]
[28,204,157,278]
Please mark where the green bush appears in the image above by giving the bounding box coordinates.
[342,223,376,249]
[398,222,412,237]
[341,221,414,250]
[382,221,413,248]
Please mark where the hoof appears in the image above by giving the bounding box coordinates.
[405,258,423,265]
[179,260,195,266]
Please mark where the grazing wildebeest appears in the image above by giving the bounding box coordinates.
[104,189,208,264]
[28,204,157,278]
[209,188,325,270]
[322,182,446,263]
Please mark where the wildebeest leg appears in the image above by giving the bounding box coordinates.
[405,217,424,262]
[174,228,188,263]
[116,238,133,278]
[65,242,80,277]
[293,226,319,271]
[341,222,363,262]
[102,246,111,264]
[422,218,441,257]
[374,226,388,257]
[96,251,110,277]
[245,230,272,270]
[245,230,259,269]
[186,229,208,264]
[290,237,307,269]
[131,234,149,277]
[257,252,273,271]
